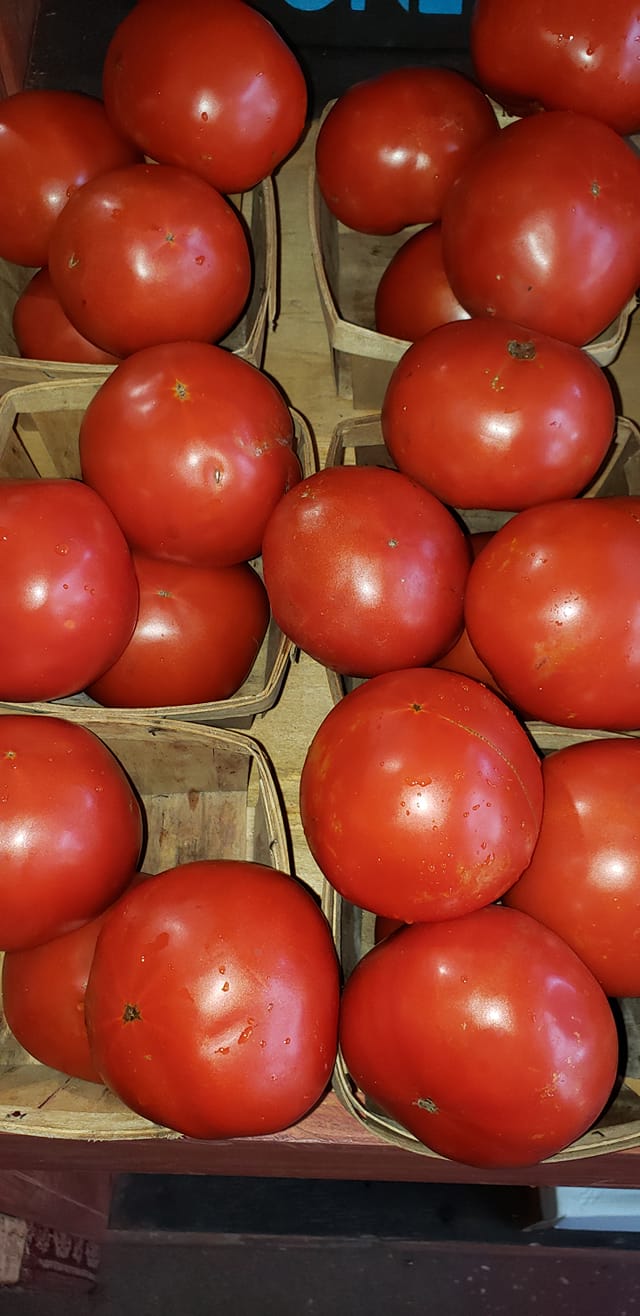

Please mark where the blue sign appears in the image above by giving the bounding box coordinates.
[282,0,463,10]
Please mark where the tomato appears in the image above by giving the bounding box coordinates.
[0,89,139,269]
[504,737,640,998]
[47,164,252,358]
[374,223,469,341]
[471,0,640,136]
[381,318,616,510]
[84,859,340,1138]
[86,552,270,708]
[315,67,499,236]
[12,269,120,366]
[433,532,506,694]
[0,715,143,951]
[299,668,543,923]
[0,479,139,702]
[464,496,640,729]
[441,111,640,346]
[339,905,619,1167]
[102,0,307,194]
[261,465,470,678]
[78,341,299,568]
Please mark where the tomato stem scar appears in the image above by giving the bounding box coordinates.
[122,1003,142,1023]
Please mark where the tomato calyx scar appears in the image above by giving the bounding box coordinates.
[173,379,190,402]
[507,339,536,362]
[414,1096,439,1113]
[122,1003,142,1023]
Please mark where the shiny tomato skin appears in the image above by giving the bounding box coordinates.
[441,111,640,346]
[12,269,120,366]
[0,715,143,951]
[471,0,640,135]
[315,67,499,235]
[381,318,616,510]
[261,464,471,678]
[339,905,619,1167]
[0,479,139,702]
[86,552,270,708]
[433,532,506,694]
[0,89,139,268]
[47,164,252,358]
[78,341,298,568]
[102,0,307,193]
[299,667,544,923]
[374,223,469,341]
[84,859,340,1139]
[464,496,640,730]
[504,738,640,998]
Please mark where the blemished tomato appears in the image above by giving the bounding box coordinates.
[102,0,308,193]
[381,318,616,510]
[0,478,139,702]
[0,89,139,268]
[86,552,270,709]
[464,496,640,730]
[47,164,252,358]
[84,859,340,1139]
[261,464,471,678]
[441,111,640,346]
[315,67,499,235]
[504,737,640,998]
[12,269,120,366]
[78,341,299,568]
[471,0,640,136]
[0,715,143,952]
[374,223,469,342]
[339,905,619,1167]
[299,668,544,923]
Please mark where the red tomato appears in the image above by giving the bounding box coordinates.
[441,111,640,346]
[47,163,252,358]
[78,341,299,568]
[86,552,270,708]
[0,715,143,951]
[315,67,499,235]
[504,737,640,997]
[0,479,139,701]
[84,859,340,1138]
[433,531,506,694]
[102,0,307,193]
[374,223,470,341]
[464,496,640,729]
[261,465,471,678]
[471,0,640,136]
[0,89,139,268]
[339,905,619,1167]
[12,269,120,366]
[299,668,543,923]
[381,318,616,509]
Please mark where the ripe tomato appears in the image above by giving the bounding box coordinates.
[12,269,120,366]
[433,532,505,694]
[315,67,499,235]
[84,859,340,1138]
[471,0,640,136]
[381,318,616,510]
[86,552,270,708]
[339,905,619,1167]
[299,668,543,923]
[78,341,299,568]
[374,223,469,342]
[441,111,640,346]
[0,479,139,702]
[504,737,640,998]
[0,715,143,951]
[47,163,252,358]
[102,0,308,193]
[0,89,139,268]
[464,496,640,729]
[261,465,471,678]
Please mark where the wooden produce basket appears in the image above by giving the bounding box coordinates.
[0,375,316,727]
[308,107,638,410]
[0,712,291,1141]
[0,176,278,393]
[321,720,640,1165]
